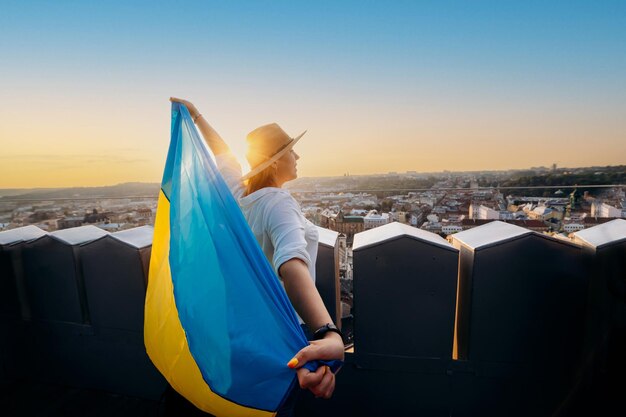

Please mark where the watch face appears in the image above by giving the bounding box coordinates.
[313,324,329,340]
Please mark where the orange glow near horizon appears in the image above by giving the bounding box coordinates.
[2,120,626,188]
[1,91,625,188]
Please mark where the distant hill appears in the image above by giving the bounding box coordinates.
[0,183,160,200]
[499,165,626,197]
[0,188,62,198]
[2,164,624,200]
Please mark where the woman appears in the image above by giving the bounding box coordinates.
[170,98,345,407]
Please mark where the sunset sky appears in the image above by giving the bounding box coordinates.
[1,1,625,188]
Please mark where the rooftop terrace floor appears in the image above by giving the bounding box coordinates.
[2,356,624,417]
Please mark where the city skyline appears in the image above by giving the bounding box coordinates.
[1,1,625,188]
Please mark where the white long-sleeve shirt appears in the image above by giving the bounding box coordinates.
[216,153,319,284]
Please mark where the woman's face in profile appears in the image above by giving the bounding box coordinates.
[276,149,300,183]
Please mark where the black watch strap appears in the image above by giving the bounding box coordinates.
[312,323,343,341]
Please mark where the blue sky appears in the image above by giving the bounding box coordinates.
[1,1,625,186]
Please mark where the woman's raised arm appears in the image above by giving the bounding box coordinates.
[170,97,230,156]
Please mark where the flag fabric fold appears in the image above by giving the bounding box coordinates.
[144,103,325,416]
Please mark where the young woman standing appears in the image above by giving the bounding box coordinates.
[170,98,344,412]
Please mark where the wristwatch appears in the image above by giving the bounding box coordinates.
[312,323,343,341]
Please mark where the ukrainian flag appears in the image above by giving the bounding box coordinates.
[144,103,310,416]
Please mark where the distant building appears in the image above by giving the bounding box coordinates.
[410,212,424,227]
[499,211,514,220]
[327,210,364,241]
[442,224,463,235]
[135,208,153,221]
[469,203,483,219]
[84,209,110,224]
[477,205,499,220]
[57,217,84,229]
[583,216,616,227]
[319,209,333,228]
[363,210,390,230]
[528,205,556,221]
[591,202,622,218]
[391,211,408,224]
[563,223,585,233]
[421,221,442,233]
[338,234,348,267]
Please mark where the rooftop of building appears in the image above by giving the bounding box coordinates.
[1,219,625,416]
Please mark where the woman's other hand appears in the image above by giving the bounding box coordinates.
[297,365,335,399]
[170,97,200,119]
[288,332,344,398]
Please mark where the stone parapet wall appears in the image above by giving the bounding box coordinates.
[2,219,625,416]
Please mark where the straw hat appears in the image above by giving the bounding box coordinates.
[241,123,306,181]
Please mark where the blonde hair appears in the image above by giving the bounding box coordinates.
[244,164,277,196]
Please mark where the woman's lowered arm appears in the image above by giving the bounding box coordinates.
[279,258,344,399]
